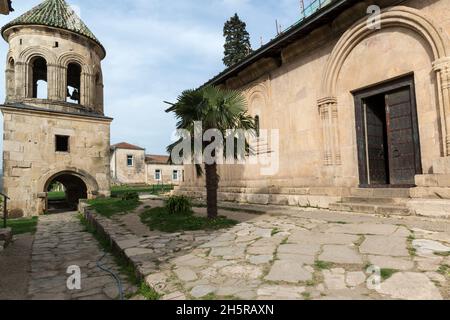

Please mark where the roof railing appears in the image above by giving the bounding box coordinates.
[280,0,334,35]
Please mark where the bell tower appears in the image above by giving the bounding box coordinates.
[1,0,112,216]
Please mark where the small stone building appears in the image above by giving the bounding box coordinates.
[1,0,112,216]
[179,0,450,217]
[110,142,184,186]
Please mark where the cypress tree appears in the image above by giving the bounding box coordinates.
[223,13,252,67]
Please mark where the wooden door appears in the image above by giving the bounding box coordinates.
[354,74,422,187]
[385,88,418,185]
[365,99,388,185]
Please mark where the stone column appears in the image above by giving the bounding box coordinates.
[318,97,341,166]
[47,63,59,100]
[55,65,67,101]
[81,72,94,109]
[433,57,450,156]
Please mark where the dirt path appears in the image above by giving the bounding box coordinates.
[0,234,34,300]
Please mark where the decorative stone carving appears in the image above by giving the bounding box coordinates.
[433,57,450,155]
[318,97,340,166]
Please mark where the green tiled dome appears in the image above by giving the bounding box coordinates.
[1,0,102,47]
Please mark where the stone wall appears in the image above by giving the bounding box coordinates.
[110,148,146,185]
[1,107,111,217]
[146,164,184,186]
[181,0,450,202]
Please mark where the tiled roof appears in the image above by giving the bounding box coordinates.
[1,0,102,48]
[145,155,170,165]
[111,142,145,151]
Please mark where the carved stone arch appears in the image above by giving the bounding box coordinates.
[246,82,270,113]
[6,51,16,101]
[321,6,448,98]
[37,168,100,214]
[318,6,450,165]
[57,52,92,74]
[39,168,100,195]
[18,46,57,65]
[57,52,94,107]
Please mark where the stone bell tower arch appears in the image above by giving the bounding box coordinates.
[1,0,112,216]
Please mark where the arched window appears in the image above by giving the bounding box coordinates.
[6,58,15,99]
[255,115,260,138]
[31,57,47,99]
[66,63,81,104]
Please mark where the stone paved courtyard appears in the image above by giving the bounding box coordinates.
[28,212,135,300]
[90,200,450,300]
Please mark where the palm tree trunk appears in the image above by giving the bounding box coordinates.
[205,163,218,219]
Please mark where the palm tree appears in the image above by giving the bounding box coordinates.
[166,86,255,219]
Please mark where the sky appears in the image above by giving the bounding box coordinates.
[0,0,306,155]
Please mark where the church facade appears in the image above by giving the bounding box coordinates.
[179,0,450,217]
[1,0,111,216]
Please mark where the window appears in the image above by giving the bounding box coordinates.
[155,169,162,181]
[31,57,48,99]
[172,170,179,181]
[66,63,82,104]
[127,155,134,167]
[55,135,70,152]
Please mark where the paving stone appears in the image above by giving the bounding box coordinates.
[413,239,450,255]
[277,243,320,256]
[247,245,277,255]
[323,270,346,290]
[377,272,443,300]
[368,255,414,271]
[346,272,367,287]
[248,255,273,265]
[277,254,315,265]
[319,245,363,265]
[253,228,273,238]
[265,261,312,283]
[425,272,447,285]
[360,236,409,257]
[162,291,186,300]
[415,256,443,272]
[220,265,264,280]
[210,246,246,259]
[289,230,359,245]
[326,224,399,236]
[257,285,305,300]
[174,267,198,282]
[190,285,216,298]
[172,254,208,268]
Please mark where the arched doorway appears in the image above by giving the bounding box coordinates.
[45,173,88,213]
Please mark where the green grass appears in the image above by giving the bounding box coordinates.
[1,217,38,235]
[47,191,66,201]
[88,198,141,218]
[138,283,161,300]
[434,251,450,257]
[314,260,333,270]
[380,269,398,280]
[111,185,173,198]
[140,207,238,233]
[438,264,450,277]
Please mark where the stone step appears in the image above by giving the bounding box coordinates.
[350,188,411,198]
[329,202,413,216]
[341,196,409,205]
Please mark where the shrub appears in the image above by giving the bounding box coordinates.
[165,196,192,215]
[121,192,139,201]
